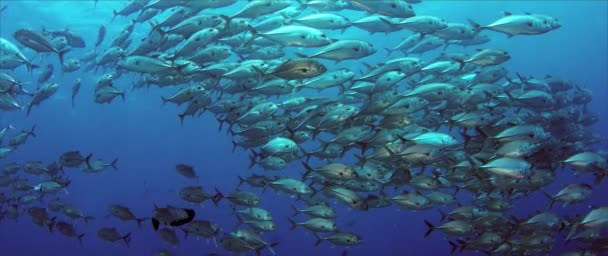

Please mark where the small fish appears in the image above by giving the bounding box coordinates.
[175,163,198,179]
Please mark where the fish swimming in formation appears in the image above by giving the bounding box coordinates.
[0,2,604,256]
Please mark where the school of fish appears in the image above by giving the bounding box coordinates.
[1,0,607,256]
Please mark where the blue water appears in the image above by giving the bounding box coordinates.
[1,1,607,255]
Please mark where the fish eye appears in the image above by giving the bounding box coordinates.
[321,34,327,38]
[391,3,397,8]
[527,22,533,27]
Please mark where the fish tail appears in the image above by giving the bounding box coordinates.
[314,233,323,247]
[26,103,33,116]
[287,217,297,231]
[57,48,70,67]
[266,242,278,255]
[212,187,223,205]
[250,149,260,160]
[301,161,313,179]
[237,176,245,188]
[309,182,318,197]
[451,57,465,71]
[353,154,367,165]
[111,10,118,22]
[178,113,186,127]
[110,158,118,170]
[252,65,267,84]
[219,15,231,30]
[47,216,56,233]
[180,228,190,239]
[423,219,435,238]
[248,153,257,169]
[291,204,301,217]
[456,239,467,252]
[26,62,39,73]
[467,19,483,32]
[135,217,147,229]
[28,124,36,137]
[245,26,258,46]
[156,28,168,38]
[122,232,131,247]
[448,241,460,254]
[148,20,158,32]
[84,153,93,170]
[594,172,606,185]
[234,213,243,228]
[160,96,169,105]
[77,233,85,246]
[438,209,447,222]
[566,223,579,240]
[542,191,556,209]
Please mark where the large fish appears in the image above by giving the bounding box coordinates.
[13,29,69,65]
[0,38,38,71]
[468,12,555,37]
[151,205,195,231]
[259,58,327,80]
[252,25,333,47]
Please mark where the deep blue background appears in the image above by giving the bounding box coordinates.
[0,1,607,255]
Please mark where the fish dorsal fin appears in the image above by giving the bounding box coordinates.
[503,11,512,16]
